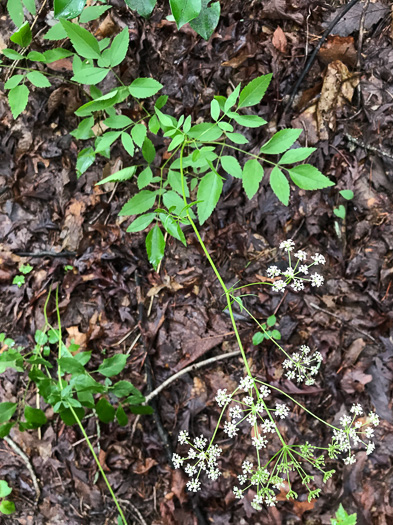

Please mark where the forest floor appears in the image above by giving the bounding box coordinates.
[1,0,393,524]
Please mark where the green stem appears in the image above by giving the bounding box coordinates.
[68,406,128,525]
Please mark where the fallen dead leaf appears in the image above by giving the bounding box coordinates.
[272,26,287,53]
[319,35,357,67]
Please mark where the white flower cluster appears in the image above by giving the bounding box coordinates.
[329,405,380,464]
[217,379,290,447]
[282,345,323,385]
[172,431,222,492]
[268,242,326,293]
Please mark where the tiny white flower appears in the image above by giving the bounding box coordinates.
[188,448,197,459]
[185,463,197,476]
[237,474,247,485]
[295,250,307,261]
[207,468,221,480]
[283,267,295,278]
[259,385,271,398]
[247,413,257,425]
[243,396,253,406]
[272,280,287,292]
[300,345,311,354]
[310,273,324,287]
[275,403,290,419]
[178,430,189,444]
[239,376,254,391]
[252,434,267,450]
[223,421,238,438]
[291,279,304,291]
[368,412,380,427]
[312,253,326,265]
[194,435,208,449]
[172,453,183,468]
[350,403,363,416]
[186,479,201,492]
[280,240,295,251]
[364,427,374,438]
[267,265,281,278]
[366,442,375,455]
[299,265,309,275]
[344,455,356,465]
[233,487,244,499]
[261,420,276,433]
[265,493,277,507]
[339,415,352,428]
[242,460,253,474]
[215,388,231,407]
[230,405,242,420]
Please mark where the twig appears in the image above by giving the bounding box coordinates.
[283,0,361,115]
[309,302,376,342]
[12,250,76,258]
[356,0,370,70]
[145,350,241,404]
[118,499,148,525]
[3,436,40,501]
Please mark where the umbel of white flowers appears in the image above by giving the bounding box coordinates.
[172,241,380,508]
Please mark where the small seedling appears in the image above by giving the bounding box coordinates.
[331,503,357,525]
[0,480,15,515]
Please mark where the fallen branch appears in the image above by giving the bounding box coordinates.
[3,435,41,502]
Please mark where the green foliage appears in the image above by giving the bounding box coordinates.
[0,314,149,435]
[331,504,357,525]
[1,10,334,271]
[252,315,281,345]
[339,189,354,200]
[0,480,15,515]
[334,205,346,220]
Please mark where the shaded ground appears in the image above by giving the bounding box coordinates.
[1,0,393,524]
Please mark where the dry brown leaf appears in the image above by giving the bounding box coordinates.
[317,60,359,140]
[60,198,86,251]
[66,326,87,349]
[134,457,158,474]
[319,35,356,67]
[272,26,287,53]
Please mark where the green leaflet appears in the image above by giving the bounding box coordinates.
[95,398,116,423]
[146,224,165,270]
[124,0,156,18]
[8,85,29,119]
[27,71,51,88]
[129,78,163,98]
[270,166,289,205]
[98,354,127,377]
[221,156,242,179]
[54,0,87,19]
[7,0,24,27]
[79,5,111,23]
[242,158,264,200]
[238,74,272,108]
[190,0,220,40]
[197,170,223,225]
[170,0,201,28]
[279,147,316,164]
[339,189,354,200]
[260,129,302,155]
[288,164,334,190]
[137,166,153,189]
[119,190,157,216]
[97,166,137,185]
[10,22,32,47]
[127,213,156,232]
[60,19,101,59]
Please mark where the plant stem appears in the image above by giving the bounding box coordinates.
[68,406,128,525]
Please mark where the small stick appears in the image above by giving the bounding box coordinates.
[130,350,242,442]
[145,349,242,403]
[3,436,41,501]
